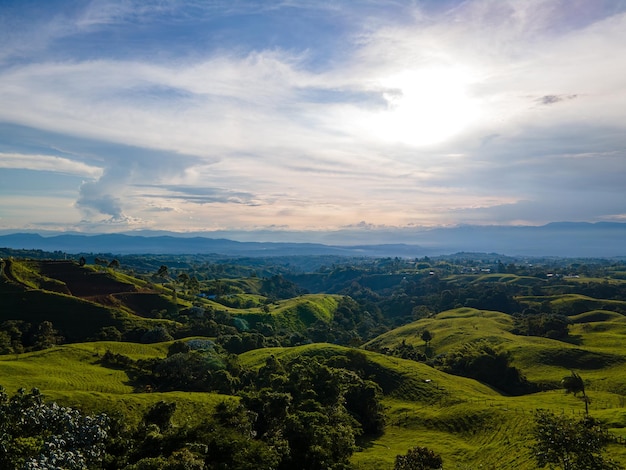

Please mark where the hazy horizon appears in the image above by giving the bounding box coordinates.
[1,1,626,235]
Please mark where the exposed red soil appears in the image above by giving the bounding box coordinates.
[35,260,138,298]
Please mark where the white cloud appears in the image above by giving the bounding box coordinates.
[0,152,103,178]
[0,0,625,231]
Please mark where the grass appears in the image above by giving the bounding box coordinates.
[3,331,626,469]
[0,260,183,341]
[4,263,626,467]
[0,341,232,428]
[356,306,626,465]
[224,294,342,331]
[517,293,626,316]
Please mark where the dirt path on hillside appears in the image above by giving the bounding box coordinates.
[0,259,21,285]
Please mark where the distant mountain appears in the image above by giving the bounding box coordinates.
[0,233,430,257]
[1,222,625,257]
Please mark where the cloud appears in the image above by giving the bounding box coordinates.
[140,184,260,206]
[537,94,578,105]
[1,0,625,232]
[0,152,103,178]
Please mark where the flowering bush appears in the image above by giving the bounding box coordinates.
[0,387,109,470]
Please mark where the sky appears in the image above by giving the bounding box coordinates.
[1,0,626,238]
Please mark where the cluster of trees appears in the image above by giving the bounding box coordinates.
[394,446,443,470]
[5,384,619,470]
[512,313,570,339]
[531,409,622,470]
[6,252,626,355]
[0,320,63,354]
[99,348,385,469]
[437,340,536,395]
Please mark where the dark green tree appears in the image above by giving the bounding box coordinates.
[32,320,63,350]
[532,410,622,470]
[144,401,177,431]
[440,340,533,395]
[420,329,433,347]
[562,371,589,415]
[157,265,169,278]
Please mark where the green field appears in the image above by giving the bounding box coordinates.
[3,321,626,468]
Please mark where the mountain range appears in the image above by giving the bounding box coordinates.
[1,222,625,258]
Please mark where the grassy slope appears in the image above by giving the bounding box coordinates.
[0,341,232,428]
[359,307,626,468]
[3,262,626,468]
[2,260,345,336]
[0,260,181,339]
[202,294,343,331]
[2,334,626,468]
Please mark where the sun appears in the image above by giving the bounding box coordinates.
[365,65,481,146]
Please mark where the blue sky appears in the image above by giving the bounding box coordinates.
[1,0,626,236]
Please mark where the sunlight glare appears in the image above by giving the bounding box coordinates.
[367,66,481,146]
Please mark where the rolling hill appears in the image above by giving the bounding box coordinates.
[3,257,626,468]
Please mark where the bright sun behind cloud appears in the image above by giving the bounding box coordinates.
[366,65,482,146]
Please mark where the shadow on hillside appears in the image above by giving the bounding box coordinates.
[561,334,583,345]
[97,352,146,390]
[356,433,387,453]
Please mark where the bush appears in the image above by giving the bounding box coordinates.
[394,446,443,470]
[141,326,173,344]
[0,386,110,469]
[532,410,622,470]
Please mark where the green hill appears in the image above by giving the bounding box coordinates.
[0,259,184,341]
[3,257,626,468]
[232,294,342,331]
[4,338,626,469]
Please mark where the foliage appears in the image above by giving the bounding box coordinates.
[440,340,535,395]
[0,386,110,470]
[512,313,570,339]
[240,354,385,469]
[562,372,583,394]
[562,371,589,415]
[531,410,622,470]
[394,446,443,470]
[5,253,626,467]
[260,274,306,299]
[140,326,174,344]
[101,348,235,393]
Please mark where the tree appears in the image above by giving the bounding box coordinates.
[420,329,433,348]
[98,326,123,341]
[32,320,63,350]
[94,257,108,269]
[177,272,190,292]
[0,386,110,469]
[562,371,589,415]
[144,401,177,431]
[157,265,169,278]
[141,326,174,344]
[394,446,443,470]
[440,340,533,395]
[531,410,622,470]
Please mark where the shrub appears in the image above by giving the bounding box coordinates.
[394,446,443,470]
